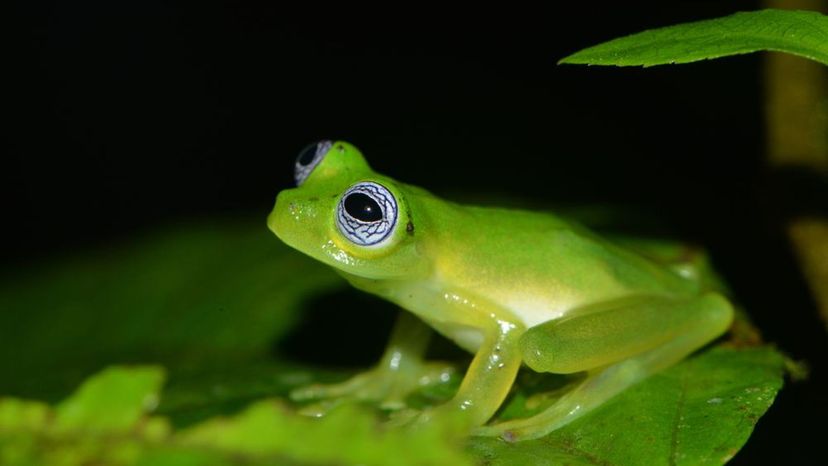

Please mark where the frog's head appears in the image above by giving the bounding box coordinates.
[268,141,430,280]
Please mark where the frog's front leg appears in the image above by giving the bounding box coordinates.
[291,312,454,412]
[476,293,733,441]
[404,295,526,429]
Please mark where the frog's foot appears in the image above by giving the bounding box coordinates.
[520,377,582,411]
[481,371,644,442]
[385,407,422,427]
[473,397,584,442]
[386,404,476,433]
[291,362,456,415]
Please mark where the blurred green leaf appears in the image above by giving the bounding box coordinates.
[0,219,342,398]
[560,9,828,67]
[156,360,345,427]
[0,366,169,466]
[53,366,165,434]
[0,366,472,466]
[176,400,472,466]
[0,399,49,431]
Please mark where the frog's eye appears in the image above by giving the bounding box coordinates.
[336,182,398,247]
[294,140,332,186]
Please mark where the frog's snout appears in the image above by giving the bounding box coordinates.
[267,190,292,238]
[267,189,321,246]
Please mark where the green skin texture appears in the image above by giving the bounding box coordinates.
[268,141,733,441]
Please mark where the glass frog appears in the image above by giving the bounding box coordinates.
[268,141,733,441]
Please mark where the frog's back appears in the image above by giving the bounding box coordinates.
[415,196,700,328]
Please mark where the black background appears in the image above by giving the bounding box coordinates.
[7,2,827,464]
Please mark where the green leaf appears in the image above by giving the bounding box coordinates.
[0,399,49,431]
[0,218,787,465]
[0,366,171,466]
[560,9,828,67]
[155,360,343,427]
[0,348,782,465]
[0,367,473,466]
[0,219,342,399]
[176,400,472,466]
[470,346,785,466]
[52,366,165,434]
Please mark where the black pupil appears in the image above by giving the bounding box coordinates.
[344,193,383,222]
[297,143,318,166]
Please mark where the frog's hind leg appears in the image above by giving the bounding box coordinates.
[475,293,733,441]
[611,236,729,294]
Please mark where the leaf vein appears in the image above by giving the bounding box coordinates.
[543,438,618,466]
[669,371,690,466]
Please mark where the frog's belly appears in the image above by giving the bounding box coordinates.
[422,318,484,353]
[404,289,580,352]
[422,302,570,354]
[502,295,573,328]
